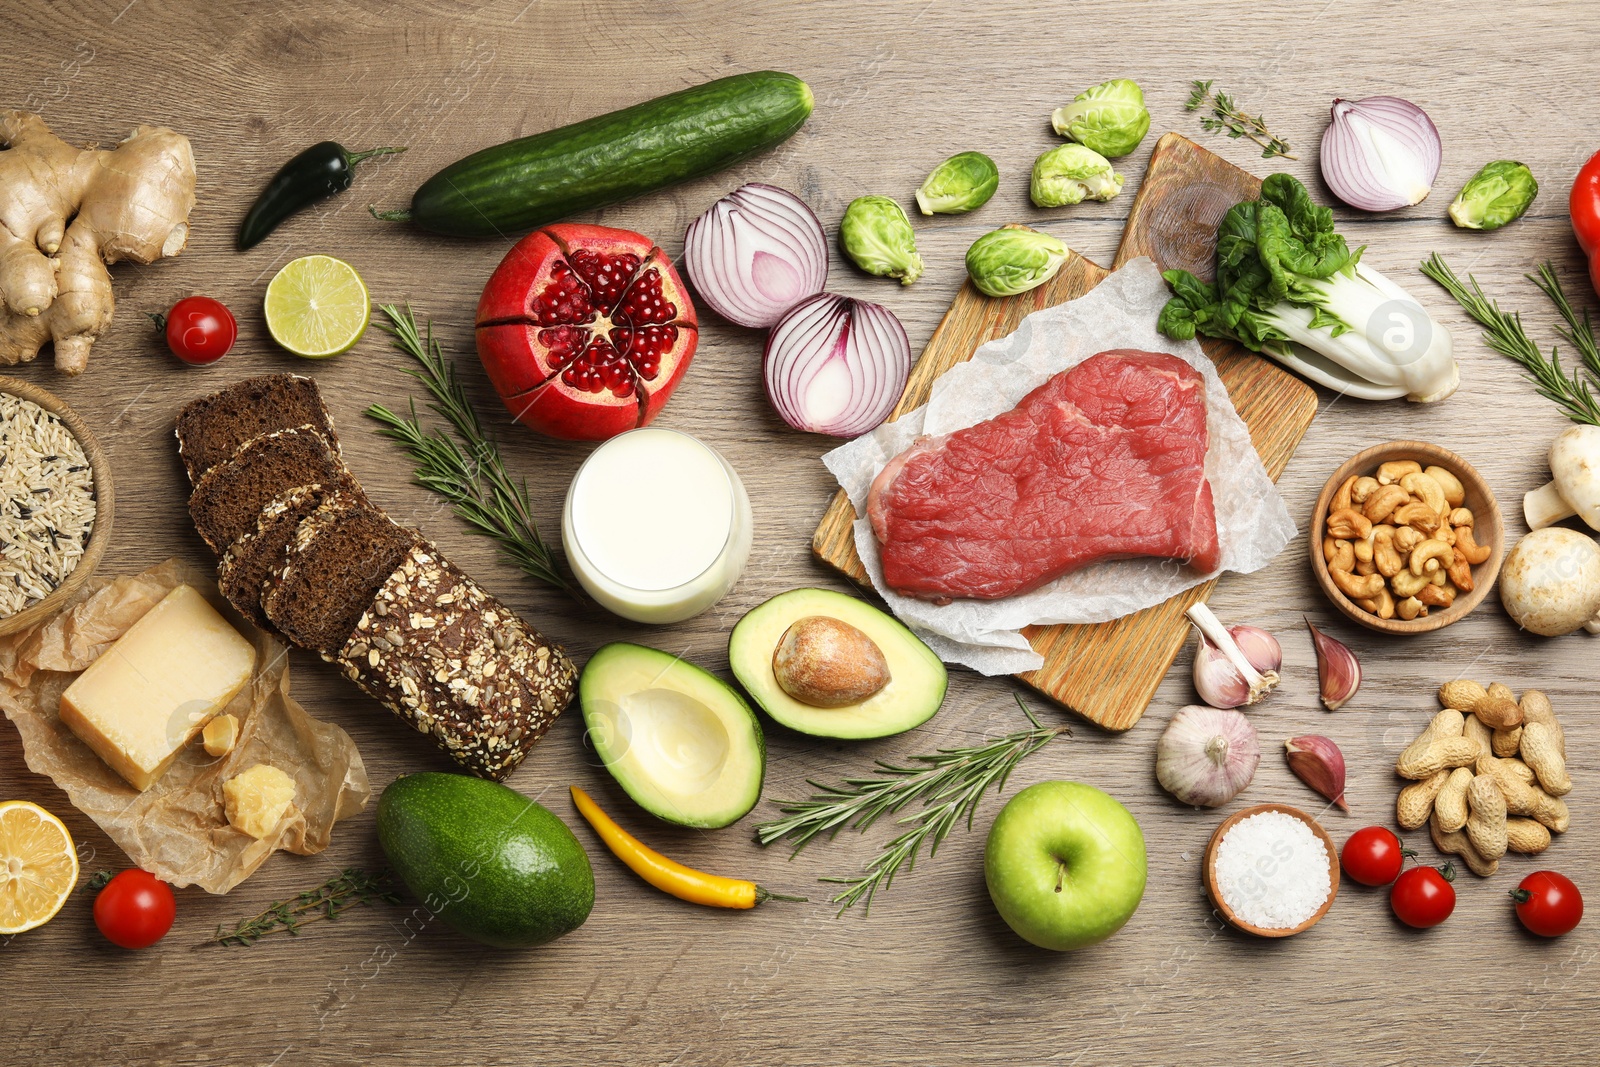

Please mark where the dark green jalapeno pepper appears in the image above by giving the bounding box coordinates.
[237,141,405,250]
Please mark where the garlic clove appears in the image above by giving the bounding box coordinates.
[1285,735,1348,811]
[1192,634,1251,708]
[1227,624,1283,674]
[1186,603,1280,708]
[1306,618,1361,711]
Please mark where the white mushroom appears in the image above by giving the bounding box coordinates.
[1498,527,1600,636]
[1524,425,1600,532]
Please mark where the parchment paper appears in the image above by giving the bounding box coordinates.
[823,258,1296,675]
[0,558,369,893]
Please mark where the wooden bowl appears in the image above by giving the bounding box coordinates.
[1309,440,1503,635]
[1202,802,1340,938]
[0,376,114,637]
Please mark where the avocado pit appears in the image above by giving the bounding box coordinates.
[772,615,890,707]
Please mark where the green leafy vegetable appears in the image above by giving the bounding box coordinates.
[1185,80,1296,160]
[1051,79,1150,158]
[1449,160,1539,231]
[1029,143,1123,207]
[964,225,1070,297]
[839,195,924,284]
[915,152,999,215]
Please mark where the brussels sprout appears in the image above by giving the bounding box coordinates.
[915,152,1000,215]
[840,195,924,284]
[965,225,1070,298]
[1449,160,1538,231]
[1030,144,1124,208]
[1051,79,1151,159]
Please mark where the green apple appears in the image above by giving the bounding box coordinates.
[984,780,1147,951]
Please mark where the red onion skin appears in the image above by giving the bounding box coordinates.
[683,183,828,328]
[1320,96,1441,212]
[763,293,911,437]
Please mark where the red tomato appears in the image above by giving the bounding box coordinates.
[163,296,238,365]
[1390,864,1456,929]
[1512,871,1583,938]
[1341,826,1410,887]
[93,869,176,949]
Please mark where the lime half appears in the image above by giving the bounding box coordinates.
[264,255,370,358]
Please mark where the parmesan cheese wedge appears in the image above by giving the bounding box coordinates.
[59,585,255,791]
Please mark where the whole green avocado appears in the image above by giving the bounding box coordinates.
[377,772,595,949]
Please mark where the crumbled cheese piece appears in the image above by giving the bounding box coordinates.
[202,713,239,757]
[58,585,255,791]
[222,764,296,839]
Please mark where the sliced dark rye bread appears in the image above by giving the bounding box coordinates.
[175,373,339,485]
[187,425,362,554]
[260,498,419,655]
[217,483,362,632]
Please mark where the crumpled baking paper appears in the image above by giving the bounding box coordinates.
[0,558,369,893]
[822,257,1296,675]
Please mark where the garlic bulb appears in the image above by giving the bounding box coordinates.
[1186,603,1281,708]
[1155,705,1261,808]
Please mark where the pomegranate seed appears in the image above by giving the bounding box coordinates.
[616,268,676,325]
[534,262,596,326]
[537,325,591,367]
[568,249,641,310]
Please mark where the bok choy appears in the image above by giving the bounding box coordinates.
[1157,174,1457,403]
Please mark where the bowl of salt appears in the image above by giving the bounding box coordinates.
[1203,803,1340,937]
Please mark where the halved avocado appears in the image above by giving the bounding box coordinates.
[580,642,764,829]
[729,588,947,740]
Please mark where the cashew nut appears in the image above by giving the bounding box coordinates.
[1397,595,1426,620]
[1392,501,1442,533]
[1331,475,1357,513]
[1327,507,1373,541]
[1373,525,1403,578]
[1426,465,1467,507]
[1355,557,1379,577]
[1330,566,1386,600]
[1448,506,1474,528]
[1401,471,1449,517]
[1391,568,1431,597]
[1351,476,1381,505]
[1430,567,1449,586]
[1327,538,1354,573]
[1394,526,1425,555]
[1354,535,1375,564]
[1419,582,1457,608]
[1363,484,1411,524]
[1410,538,1453,575]
[1447,547,1475,592]
[1322,535,1341,563]
[1378,460,1422,485]
[1455,524,1492,565]
[1371,585,1396,619]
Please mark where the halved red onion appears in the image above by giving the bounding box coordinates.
[682,183,828,328]
[764,293,910,437]
[1319,96,1442,212]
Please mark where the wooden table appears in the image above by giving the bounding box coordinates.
[4,3,1597,1064]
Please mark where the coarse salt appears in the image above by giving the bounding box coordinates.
[1213,811,1332,930]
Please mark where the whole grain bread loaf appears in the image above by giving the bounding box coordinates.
[260,497,418,655]
[187,426,362,554]
[218,483,362,632]
[175,373,339,485]
[333,542,577,780]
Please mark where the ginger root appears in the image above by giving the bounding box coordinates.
[0,110,195,374]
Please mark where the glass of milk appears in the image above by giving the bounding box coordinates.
[562,428,753,624]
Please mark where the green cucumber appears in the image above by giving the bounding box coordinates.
[378,71,813,237]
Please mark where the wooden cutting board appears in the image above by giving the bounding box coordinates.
[811,132,1319,731]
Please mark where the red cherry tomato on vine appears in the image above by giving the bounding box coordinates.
[93,869,176,949]
[1390,863,1456,929]
[1511,871,1583,938]
[1341,826,1411,887]
[162,296,237,365]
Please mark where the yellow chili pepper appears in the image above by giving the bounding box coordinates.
[569,786,802,909]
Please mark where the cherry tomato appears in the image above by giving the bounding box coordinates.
[1341,826,1411,886]
[93,869,176,949]
[162,296,237,365]
[1511,871,1583,937]
[1390,863,1456,929]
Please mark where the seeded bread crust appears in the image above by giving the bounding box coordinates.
[188,425,362,554]
[218,483,361,632]
[333,542,577,781]
[175,373,339,485]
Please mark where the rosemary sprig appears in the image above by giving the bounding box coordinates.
[206,868,401,947]
[756,696,1068,914]
[1420,254,1600,426]
[1532,261,1600,382]
[1185,80,1296,160]
[368,304,575,594]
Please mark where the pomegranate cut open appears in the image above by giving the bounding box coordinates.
[476,223,699,441]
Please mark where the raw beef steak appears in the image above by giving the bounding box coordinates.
[867,350,1220,602]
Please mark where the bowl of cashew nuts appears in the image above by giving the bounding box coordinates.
[1310,441,1505,634]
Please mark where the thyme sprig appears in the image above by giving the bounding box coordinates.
[206,868,401,947]
[1185,80,1296,160]
[1420,254,1600,426]
[756,696,1068,914]
[368,304,575,594]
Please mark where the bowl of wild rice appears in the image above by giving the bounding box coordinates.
[0,376,112,637]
